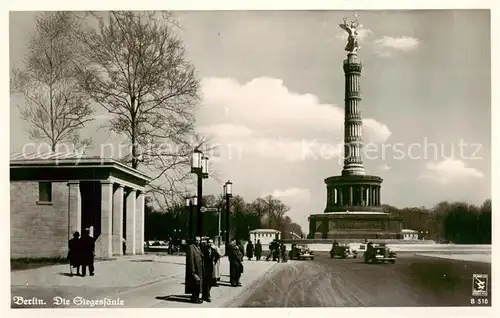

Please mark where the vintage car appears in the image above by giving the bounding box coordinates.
[363,243,396,264]
[289,244,314,260]
[330,244,357,259]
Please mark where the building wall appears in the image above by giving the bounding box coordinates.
[10,181,69,258]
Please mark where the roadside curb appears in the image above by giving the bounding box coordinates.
[223,262,283,308]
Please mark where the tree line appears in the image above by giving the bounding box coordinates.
[382,199,491,244]
[145,194,304,242]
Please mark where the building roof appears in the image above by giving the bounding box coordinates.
[401,229,418,233]
[249,229,280,233]
[10,151,151,182]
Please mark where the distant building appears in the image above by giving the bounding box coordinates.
[10,152,150,259]
[401,229,419,240]
[249,229,281,245]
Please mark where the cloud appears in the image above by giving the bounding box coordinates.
[269,188,312,203]
[199,77,391,162]
[420,159,483,184]
[374,36,420,57]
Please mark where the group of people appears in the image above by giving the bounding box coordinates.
[266,239,287,262]
[185,236,224,303]
[243,239,263,261]
[185,237,252,304]
[67,229,96,277]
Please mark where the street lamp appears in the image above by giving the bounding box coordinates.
[191,149,209,238]
[224,180,233,255]
[185,196,197,242]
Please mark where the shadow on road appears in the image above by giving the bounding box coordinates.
[58,272,75,277]
[156,294,193,303]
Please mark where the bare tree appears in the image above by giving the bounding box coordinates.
[11,12,94,152]
[76,11,201,207]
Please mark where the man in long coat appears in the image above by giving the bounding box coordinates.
[67,231,81,276]
[255,240,262,261]
[246,240,254,260]
[185,236,204,303]
[80,229,95,276]
[228,238,243,287]
[201,239,220,302]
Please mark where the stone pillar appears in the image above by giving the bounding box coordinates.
[112,185,124,256]
[367,186,371,205]
[349,186,353,206]
[135,191,145,254]
[126,189,137,255]
[67,181,82,240]
[96,181,113,259]
[339,187,344,206]
[360,186,364,205]
[372,187,376,205]
[125,189,136,255]
[377,186,381,206]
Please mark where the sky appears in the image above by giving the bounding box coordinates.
[9,10,491,231]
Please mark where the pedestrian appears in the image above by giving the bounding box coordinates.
[272,240,279,261]
[207,239,222,287]
[280,242,287,263]
[67,231,81,277]
[185,236,204,303]
[237,240,245,257]
[213,242,223,283]
[80,229,95,276]
[246,240,254,260]
[201,239,220,302]
[228,238,243,287]
[255,240,262,261]
[266,239,275,261]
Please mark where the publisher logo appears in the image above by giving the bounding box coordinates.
[472,274,488,296]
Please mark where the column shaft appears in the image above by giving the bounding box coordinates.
[126,189,137,255]
[360,186,364,205]
[349,186,353,206]
[96,181,113,259]
[135,191,145,254]
[339,187,344,206]
[377,186,381,206]
[112,185,124,256]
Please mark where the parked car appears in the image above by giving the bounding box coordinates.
[289,244,314,260]
[330,244,357,259]
[363,243,396,264]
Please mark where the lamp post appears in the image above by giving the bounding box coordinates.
[185,195,197,242]
[224,180,233,255]
[191,149,209,238]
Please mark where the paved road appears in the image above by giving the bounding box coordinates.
[238,252,492,307]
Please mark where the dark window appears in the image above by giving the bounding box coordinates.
[39,182,52,202]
